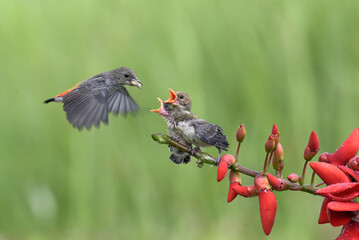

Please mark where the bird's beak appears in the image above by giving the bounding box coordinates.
[131,78,143,89]
[151,98,167,116]
[165,88,177,103]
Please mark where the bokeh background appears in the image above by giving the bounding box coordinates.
[0,0,358,239]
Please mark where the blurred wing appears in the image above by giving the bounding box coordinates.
[194,120,229,150]
[107,86,139,116]
[63,77,109,130]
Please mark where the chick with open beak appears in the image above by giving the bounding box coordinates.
[152,91,229,163]
[152,96,194,164]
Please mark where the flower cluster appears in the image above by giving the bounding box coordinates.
[310,129,359,239]
[152,124,359,238]
[216,125,359,238]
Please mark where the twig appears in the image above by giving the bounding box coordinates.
[151,133,319,195]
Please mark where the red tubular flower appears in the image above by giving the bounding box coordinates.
[336,221,359,240]
[337,165,359,182]
[227,171,241,203]
[327,201,359,227]
[254,174,277,235]
[236,124,246,143]
[217,154,235,182]
[327,128,359,166]
[310,162,350,185]
[231,184,257,197]
[266,173,288,191]
[227,183,238,203]
[271,124,280,144]
[217,161,229,182]
[304,131,320,161]
[258,189,277,235]
[316,182,359,201]
[318,198,332,224]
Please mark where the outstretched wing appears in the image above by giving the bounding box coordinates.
[193,120,229,151]
[107,86,139,116]
[63,77,109,130]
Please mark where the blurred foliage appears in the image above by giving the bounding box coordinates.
[0,0,359,239]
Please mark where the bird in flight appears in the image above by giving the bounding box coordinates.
[44,67,142,130]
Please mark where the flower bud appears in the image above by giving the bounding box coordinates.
[273,143,284,170]
[319,152,328,162]
[348,156,359,170]
[287,173,300,183]
[236,124,246,143]
[265,136,275,153]
[266,173,288,191]
[271,124,280,144]
[304,131,319,161]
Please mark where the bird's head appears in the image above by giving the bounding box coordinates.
[114,67,143,89]
[166,89,192,111]
[152,98,193,123]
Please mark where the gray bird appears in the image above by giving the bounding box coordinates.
[44,67,142,130]
[162,89,195,164]
[152,100,229,163]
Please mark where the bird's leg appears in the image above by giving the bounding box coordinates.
[215,149,223,165]
[187,145,201,156]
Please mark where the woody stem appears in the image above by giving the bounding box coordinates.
[151,133,319,195]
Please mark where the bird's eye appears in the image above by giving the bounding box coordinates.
[124,74,130,78]
[179,95,184,99]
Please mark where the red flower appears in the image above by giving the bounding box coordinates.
[231,183,257,198]
[316,182,359,201]
[327,128,359,166]
[227,170,241,203]
[254,175,277,235]
[258,189,277,235]
[336,221,359,240]
[217,160,229,182]
[310,162,350,185]
[217,154,235,182]
[327,201,359,227]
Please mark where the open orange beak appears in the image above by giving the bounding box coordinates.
[165,88,177,103]
[151,98,167,116]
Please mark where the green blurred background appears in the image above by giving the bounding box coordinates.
[0,0,358,239]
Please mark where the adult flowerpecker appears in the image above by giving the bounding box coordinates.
[44,67,142,130]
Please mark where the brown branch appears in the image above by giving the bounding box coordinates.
[151,133,319,195]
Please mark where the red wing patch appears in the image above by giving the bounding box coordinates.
[54,82,81,98]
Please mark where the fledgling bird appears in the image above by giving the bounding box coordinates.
[44,67,142,130]
[163,89,195,164]
[152,99,229,163]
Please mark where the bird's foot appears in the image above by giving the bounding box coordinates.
[187,146,200,156]
[215,150,223,165]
